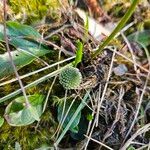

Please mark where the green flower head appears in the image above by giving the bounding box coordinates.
[59,66,82,90]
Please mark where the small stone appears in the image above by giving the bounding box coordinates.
[113,64,128,76]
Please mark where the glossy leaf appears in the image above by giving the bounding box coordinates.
[57,99,81,133]
[55,90,90,145]
[4,94,44,126]
[1,21,41,39]
[28,105,40,121]
[0,21,51,79]
[0,48,49,79]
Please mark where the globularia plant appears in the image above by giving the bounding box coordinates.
[59,66,82,90]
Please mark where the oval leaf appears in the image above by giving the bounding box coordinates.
[28,106,40,121]
[4,94,44,126]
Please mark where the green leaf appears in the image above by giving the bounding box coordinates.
[70,126,79,133]
[0,116,4,127]
[57,99,81,132]
[0,25,4,41]
[84,14,89,32]
[4,94,44,126]
[127,146,136,150]
[6,21,41,38]
[70,115,88,140]
[0,32,3,41]
[92,0,140,58]
[0,48,49,79]
[73,40,83,67]
[128,30,150,47]
[55,90,90,146]
[10,37,47,50]
[0,21,41,42]
[0,21,51,79]
[83,14,89,41]
[28,106,40,121]
[86,114,93,121]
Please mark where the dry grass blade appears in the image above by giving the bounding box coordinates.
[3,0,30,106]
[84,113,97,150]
[96,47,116,126]
[43,50,62,113]
[84,135,113,150]
[108,47,150,74]
[121,32,138,74]
[122,42,150,145]
[136,144,150,150]
[121,123,150,150]
[55,90,68,139]
[0,64,71,103]
[101,87,125,145]
[0,56,75,87]
[85,91,98,148]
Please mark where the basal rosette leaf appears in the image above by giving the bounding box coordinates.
[4,94,44,126]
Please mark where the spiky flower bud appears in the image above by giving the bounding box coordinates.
[59,66,82,89]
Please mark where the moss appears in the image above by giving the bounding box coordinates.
[0,110,57,149]
[8,0,62,24]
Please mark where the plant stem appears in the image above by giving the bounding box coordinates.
[3,0,30,107]
[92,0,140,58]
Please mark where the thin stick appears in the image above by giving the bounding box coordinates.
[55,96,78,140]
[95,83,102,127]
[100,87,124,148]
[55,90,68,140]
[121,123,150,150]
[136,144,149,150]
[148,142,150,150]
[96,47,116,126]
[84,117,97,150]
[84,135,113,150]
[3,0,30,107]
[108,46,150,74]
[122,45,150,144]
[0,56,75,87]
[121,32,138,73]
[123,74,149,143]
[43,49,62,113]
[0,64,71,103]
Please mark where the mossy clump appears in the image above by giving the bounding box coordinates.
[0,110,57,149]
[59,66,82,90]
[8,0,64,24]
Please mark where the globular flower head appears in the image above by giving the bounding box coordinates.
[59,66,82,90]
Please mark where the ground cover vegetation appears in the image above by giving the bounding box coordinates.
[0,0,150,149]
